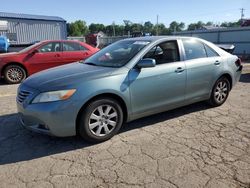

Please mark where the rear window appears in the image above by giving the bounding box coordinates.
[63,42,88,51]
[204,44,219,57]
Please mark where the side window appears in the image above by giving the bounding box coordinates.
[143,41,180,65]
[38,42,61,53]
[182,39,207,60]
[204,44,219,57]
[79,45,88,51]
[63,42,87,51]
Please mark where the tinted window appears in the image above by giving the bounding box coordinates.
[38,42,61,53]
[63,42,87,51]
[204,44,219,57]
[143,41,180,65]
[182,39,207,60]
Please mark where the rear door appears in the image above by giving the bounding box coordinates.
[61,41,90,63]
[26,42,62,74]
[181,38,222,103]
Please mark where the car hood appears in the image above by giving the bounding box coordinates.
[0,52,19,58]
[23,62,117,91]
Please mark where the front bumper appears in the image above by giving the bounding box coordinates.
[19,114,52,136]
[17,100,78,137]
[16,83,81,137]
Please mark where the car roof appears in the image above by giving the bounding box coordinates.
[41,40,81,43]
[123,36,199,42]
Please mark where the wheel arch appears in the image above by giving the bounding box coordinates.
[209,72,233,99]
[75,93,128,135]
[219,73,233,90]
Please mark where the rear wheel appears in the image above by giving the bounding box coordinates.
[4,65,26,84]
[78,98,123,143]
[208,77,230,107]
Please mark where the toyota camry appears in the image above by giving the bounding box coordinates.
[17,36,242,142]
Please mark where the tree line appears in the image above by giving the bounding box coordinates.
[68,20,242,37]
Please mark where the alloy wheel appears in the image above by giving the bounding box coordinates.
[214,80,228,103]
[88,105,118,137]
[6,67,24,83]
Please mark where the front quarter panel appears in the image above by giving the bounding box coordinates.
[72,68,132,121]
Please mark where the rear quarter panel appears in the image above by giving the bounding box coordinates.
[223,55,241,87]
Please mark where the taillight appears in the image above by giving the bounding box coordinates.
[235,58,241,67]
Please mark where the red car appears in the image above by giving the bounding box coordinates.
[0,40,99,84]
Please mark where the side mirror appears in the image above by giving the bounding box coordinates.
[137,58,156,68]
[31,49,39,54]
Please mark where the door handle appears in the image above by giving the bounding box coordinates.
[55,54,60,57]
[175,67,185,73]
[214,60,220,65]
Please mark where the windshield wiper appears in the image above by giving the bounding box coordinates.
[84,62,97,66]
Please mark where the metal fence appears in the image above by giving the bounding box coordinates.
[0,18,67,45]
[98,36,130,46]
[67,36,86,43]
[67,27,250,60]
[174,27,250,58]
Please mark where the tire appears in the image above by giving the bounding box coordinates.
[79,98,124,143]
[4,65,26,84]
[208,77,230,107]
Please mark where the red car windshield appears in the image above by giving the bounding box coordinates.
[19,42,43,53]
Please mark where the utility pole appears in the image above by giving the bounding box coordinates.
[156,15,159,36]
[112,22,116,37]
[240,8,245,22]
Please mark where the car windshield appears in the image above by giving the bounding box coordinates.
[19,42,42,53]
[84,40,150,67]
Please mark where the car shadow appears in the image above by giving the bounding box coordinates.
[0,102,210,165]
[240,73,250,83]
[0,78,20,86]
[0,79,6,85]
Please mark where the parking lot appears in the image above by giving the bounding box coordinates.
[0,64,249,188]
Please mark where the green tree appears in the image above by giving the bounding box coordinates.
[187,21,205,30]
[114,25,125,36]
[169,21,185,33]
[89,23,105,33]
[205,21,213,26]
[144,21,154,33]
[152,23,170,35]
[105,25,114,36]
[123,20,132,34]
[130,23,143,33]
[68,20,89,36]
[220,20,241,27]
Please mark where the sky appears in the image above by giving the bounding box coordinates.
[1,0,250,27]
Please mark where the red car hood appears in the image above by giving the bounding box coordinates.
[0,52,19,58]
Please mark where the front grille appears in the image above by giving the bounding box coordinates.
[17,90,32,104]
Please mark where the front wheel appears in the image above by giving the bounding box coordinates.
[78,98,124,143]
[4,65,26,84]
[208,77,230,107]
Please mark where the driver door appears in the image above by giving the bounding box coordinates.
[26,42,62,74]
[128,40,186,118]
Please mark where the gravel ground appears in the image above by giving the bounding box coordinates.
[0,64,249,188]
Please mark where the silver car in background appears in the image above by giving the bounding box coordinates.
[17,36,242,142]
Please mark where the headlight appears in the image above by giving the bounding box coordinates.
[32,89,76,103]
